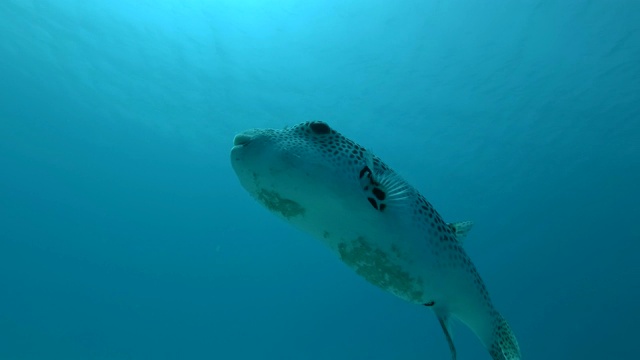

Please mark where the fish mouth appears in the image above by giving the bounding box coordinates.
[233,133,252,147]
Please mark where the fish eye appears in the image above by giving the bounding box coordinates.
[309,121,331,135]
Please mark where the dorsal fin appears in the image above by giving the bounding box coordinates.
[448,221,473,243]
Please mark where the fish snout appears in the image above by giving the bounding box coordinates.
[233,133,253,146]
[233,128,268,147]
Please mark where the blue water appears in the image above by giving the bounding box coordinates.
[1,1,638,359]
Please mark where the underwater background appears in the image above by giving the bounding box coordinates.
[1,0,638,359]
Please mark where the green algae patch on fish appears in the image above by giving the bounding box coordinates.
[338,237,423,303]
[257,189,305,219]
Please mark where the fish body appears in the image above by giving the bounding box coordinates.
[230,121,520,360]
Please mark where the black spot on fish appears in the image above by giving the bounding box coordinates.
[372,187,386,200]
[359,166,371,179]
[367,197,378,210]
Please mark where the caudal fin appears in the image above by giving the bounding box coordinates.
[487,313,521,360]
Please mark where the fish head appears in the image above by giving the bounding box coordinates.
[230,121,368,220]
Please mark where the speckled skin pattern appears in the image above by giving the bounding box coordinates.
[230,121,520,360]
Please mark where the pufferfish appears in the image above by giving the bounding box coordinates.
[230,121,520,360]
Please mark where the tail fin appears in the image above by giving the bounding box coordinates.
[487,313,521,360]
